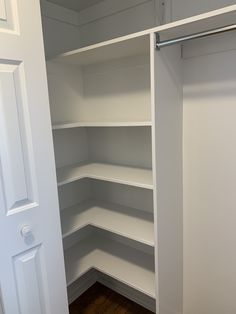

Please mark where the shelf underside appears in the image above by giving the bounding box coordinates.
[65,235,155,298]
[57,163,153,189]
[61,200,154,246]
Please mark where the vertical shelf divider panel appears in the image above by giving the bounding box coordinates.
[150,33,183,314]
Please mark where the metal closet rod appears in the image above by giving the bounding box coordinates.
[156,24,236,49]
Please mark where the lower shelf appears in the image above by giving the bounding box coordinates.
[64,234,156,299]
[57,162,153,189]
[52,121,152,129]
[61,200,154,247]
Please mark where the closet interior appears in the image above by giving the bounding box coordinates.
[43,2,236,313]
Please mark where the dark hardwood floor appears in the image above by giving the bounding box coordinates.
[69,282,154,314]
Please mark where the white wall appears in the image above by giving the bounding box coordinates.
[170,2,236,314]
[78,0,160,47]
[41,0,236,56]
[182,33,236,314]
[40,1,81,57]
[171,0,236,20]
[168,2,236,313]
[41,0,161,53]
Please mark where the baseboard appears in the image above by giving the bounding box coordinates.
[97,271,156,312]
[67,269,98,304]
[67,269,156,312]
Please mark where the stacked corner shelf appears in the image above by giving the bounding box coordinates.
[47,4,236,313]
[48,32,156,309]
[57,162,153,189]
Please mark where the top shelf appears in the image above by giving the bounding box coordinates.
[51,5,236,66]
[155,5,236,42]
[52,34,150,66]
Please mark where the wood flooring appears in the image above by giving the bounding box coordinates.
[69,282,154,314]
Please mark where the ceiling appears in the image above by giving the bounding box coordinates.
[47,0,104,12]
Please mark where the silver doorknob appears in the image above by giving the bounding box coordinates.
[20,225,32,238]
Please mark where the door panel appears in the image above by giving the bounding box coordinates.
[0,62,38,214]
[0,0,68,313]
[13,246,48,314]
[0,0,18,32]
[0,0,7,21]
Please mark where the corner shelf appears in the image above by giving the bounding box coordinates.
[52,121,152,130]
[57,163,153,189]
[61,200,154,247]
[51,5,236,67]
[64,234,156,298]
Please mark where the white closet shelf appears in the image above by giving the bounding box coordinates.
[57,163,153,189]
[153,5,236,41]
[51,5,236,66]
[52,121,152,130]
[52,34,150,66]
[65,235,155,298]
[61,200,154,247]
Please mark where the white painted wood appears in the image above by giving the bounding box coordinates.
[92,181,154,213]
[41,0,159,53]
[13,247,47,314]
[52,121,152,129]
[87,127,152,169]
[61,200,154,246]
[81,56,151,124]
[0,0,18,33]
[58,179,92,210]
[53,126,151,170]
[0,288,4,314]
[67,269,156,312]
[72,231,155,256]
[44,6,236,312]
[53,128,88,168]
[0,0,6,21]
[46,62,84,124]
[67,269,98,304]
[41,0,162,58]
[57,179,153,214]
[52,34,150,65]
[0,0,68,313]
[51,5,236,63]
[64,233,156,298]
[0,63,36,212]
[99,271,156,312]
[57,163,153,189]
[154,4,236,41]
[183,46,236,314]
[42,2,236,58]
[47,55,151,125]
[151,33,183,314]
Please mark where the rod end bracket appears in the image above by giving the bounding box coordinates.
[156,33,161,50]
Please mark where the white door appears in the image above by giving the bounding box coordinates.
[0,1,69,313]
